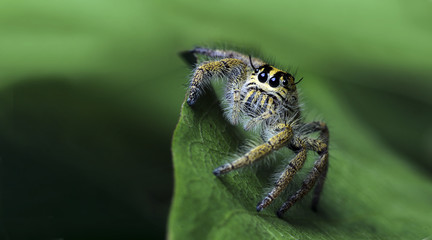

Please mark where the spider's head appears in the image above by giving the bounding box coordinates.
[250,64,298,100]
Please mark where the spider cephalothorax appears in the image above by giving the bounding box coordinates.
[182,47,329,217]
[240,62,301,130]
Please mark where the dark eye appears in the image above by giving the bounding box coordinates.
[269,77,279,87]
[254,68,259,73]
[258,72,267,82]
[281,75,289,86]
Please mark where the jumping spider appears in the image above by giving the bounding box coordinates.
[182,47,329,217]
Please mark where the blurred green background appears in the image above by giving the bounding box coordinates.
[0,0,431,239]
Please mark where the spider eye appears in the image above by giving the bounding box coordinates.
[254,68,259,73]
[269,77,279,87]
[281,75,290,87]
[258,72,267,83]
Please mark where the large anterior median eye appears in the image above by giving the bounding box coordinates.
[258,72,267,82]
[269,77,279,87]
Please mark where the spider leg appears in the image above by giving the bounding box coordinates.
[311,156,328,212]
[256,143,307,212]
[300,121,329,136]
[306,122,330,211]
[187,47,266,69]
[227,72,247,124]
[187,58,247,124]
[243,109,275,131]
[187,58,246,105]
[277,122,329,217]
[213,123,293,176]
[276,146,328,217]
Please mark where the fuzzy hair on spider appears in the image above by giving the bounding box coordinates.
[181,47,330,217]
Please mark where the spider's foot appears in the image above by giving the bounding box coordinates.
[186,97,196,106]
[212,163,232,176]
[212,168,222,176]
[187,86,199,106]
[256,204,263,212]
[277,201,292,217]
[256,196,273,212]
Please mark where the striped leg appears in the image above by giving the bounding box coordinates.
[186,47,266,70]
[277,121,329,216]
[226,69,247,124]
[243,109,275,131]
[309,122,329,211]
[213,124,293,176]
[311,157,328,212]
[277,148,328,217]
[187,58,247,108]
[256,144,307,212]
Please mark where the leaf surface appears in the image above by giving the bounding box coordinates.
[169,77,432,240]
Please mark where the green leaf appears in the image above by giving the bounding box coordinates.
[169,77,432,240]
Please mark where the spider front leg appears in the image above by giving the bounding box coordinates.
[187,58,247,124]
[244,109,275,131]
[213,123,293,176]
[226,75,246,124]
[185,47,266,69]
[277,122,329,217]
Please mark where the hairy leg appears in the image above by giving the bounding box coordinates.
[187,58,247,107]
[186,47,266,70]
[277,122,329,216]
[226,69,247,124]
[256,142,307,212]
[213,124,293,176]
[277,145,328,217]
